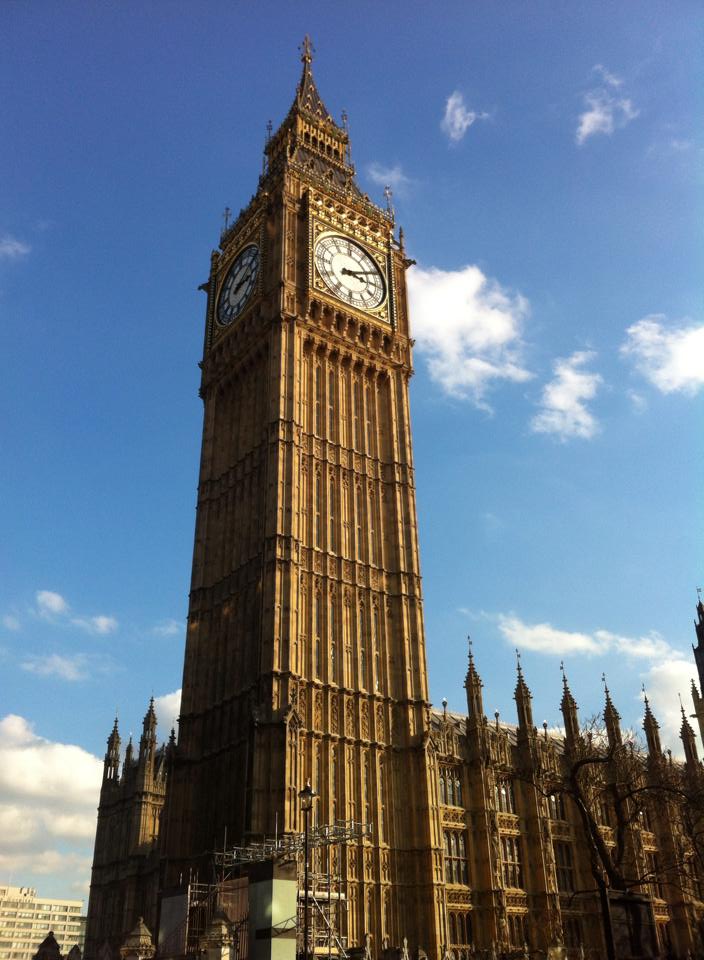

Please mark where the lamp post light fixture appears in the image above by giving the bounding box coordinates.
[299,780,317,960]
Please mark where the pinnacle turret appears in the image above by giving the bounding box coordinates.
[103,716,121,782]
[514,651,534,733]
[138,697,158,774]
[680,698,700,768]
[464,636,484,719]
[560,664,580,748]
[642,687,662,758]
[603,676,622,748]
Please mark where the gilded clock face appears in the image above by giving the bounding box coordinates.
[315,235,385,311]
[217,244,260,325]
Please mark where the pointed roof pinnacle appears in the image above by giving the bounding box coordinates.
[560,661,578,709]
[300,34,314,65]
[293,35,334,125]
[602,673,620,717]
[514,649,531,698]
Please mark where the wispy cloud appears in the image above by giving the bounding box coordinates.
[35,589,117,634]
[531,351,602,440]
[21,653,89,682]
[36,590,69,617]
[576,66,638,146]
[152,618,182,638]
[2,615,20,632]
[441,91,489,143]
[0,235,30,260]
[621,315,704,395]
[366,162,413,198]
[498,614,674,661]
[71,615,118,635]
[407,263,532,410]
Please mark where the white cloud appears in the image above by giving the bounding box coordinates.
[36,590,69,617]
[441,91,489,143]
[576,66,639,145]
[642,659,699,759]
[21,653,88,681]
[407,263,532,409]
[0,235,30,260]
[154,689,181,732]
[152,618,182,638]
[499,615,601,656]
[498,614,675,661]
[626,389,647,413]
[0,714,101,900]
[71,614,118,635]
[366,162,413,198]
[621,315,704,395]
[593,64,623,88]
[531,351,602,440]
[2,614,20,631]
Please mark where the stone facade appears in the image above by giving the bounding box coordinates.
[85,44,704,960]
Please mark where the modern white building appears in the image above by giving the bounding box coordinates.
[0,886,85,960]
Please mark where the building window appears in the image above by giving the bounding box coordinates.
[358,605,367,687]
[506,914,528,949]
[314,473,322,547]
[329,478,336,552]
[448,912,472,948]
[315,364,322,435]
[595,792,611,827]
[439,766,463,807]
[329,595,336,680]
[547,792,566,820]
[495,778,516,814]
[356,485,364,559]
[563,917,582,949]
[645,851,663,899]
[444,830,468,885]
[554,841,575,893]
[353,380,362,450]
[638,806,653,831]
[328,370,336,440]
[501,835,523,889]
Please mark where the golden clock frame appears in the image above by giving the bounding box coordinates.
[205,214,267,350]
[306,189,397,329]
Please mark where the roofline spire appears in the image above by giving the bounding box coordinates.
[300,34,314,65]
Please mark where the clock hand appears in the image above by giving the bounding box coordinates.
[341,268,377,277]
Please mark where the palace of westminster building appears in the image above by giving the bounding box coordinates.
[85,42,704,960]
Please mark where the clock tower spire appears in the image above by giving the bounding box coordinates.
[160,40,442,956]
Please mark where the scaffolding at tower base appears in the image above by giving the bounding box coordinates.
[213,820,372,959]
[213,819,372,867]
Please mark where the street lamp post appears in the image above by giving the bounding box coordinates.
[299,780,317,960]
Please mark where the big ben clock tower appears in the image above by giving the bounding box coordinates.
[159,39,444,953]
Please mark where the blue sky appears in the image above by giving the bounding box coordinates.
[0,1,702,905]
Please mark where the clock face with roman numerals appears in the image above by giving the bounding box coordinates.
[217,244,260,326]
[314,234,386,311]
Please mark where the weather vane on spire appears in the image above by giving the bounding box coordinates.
[300,35,314,64]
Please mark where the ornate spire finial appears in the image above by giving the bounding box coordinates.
[384,184,394,217]
[467,634,474,666]
[516,648,523,678]
[222,206,231,232]
[300,35,314,65]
